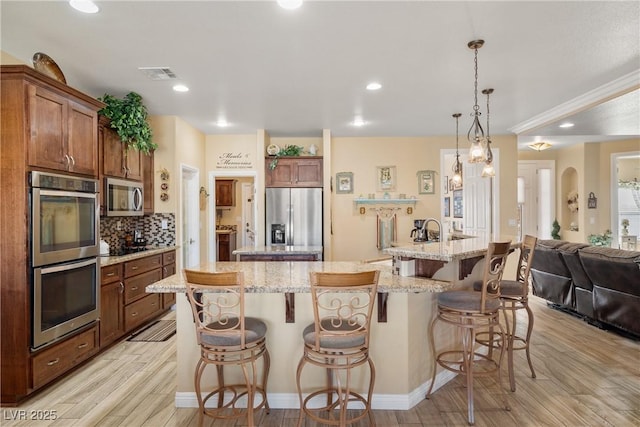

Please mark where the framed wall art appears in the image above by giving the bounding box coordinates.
[335,172,354,194]
[417,170,436,194]
[376,166,396,192]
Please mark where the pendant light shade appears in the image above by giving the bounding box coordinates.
[467,40,487,164]
[452,113,463,184]
[481,88,495,178]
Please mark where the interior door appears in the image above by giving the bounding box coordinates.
[463,162,490,235]
[181,166,200,268]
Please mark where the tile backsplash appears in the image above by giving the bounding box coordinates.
[100,213,176,249]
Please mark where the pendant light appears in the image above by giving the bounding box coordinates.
[481,88,495,178]
[467,40,487,163]
[451,113,463,185]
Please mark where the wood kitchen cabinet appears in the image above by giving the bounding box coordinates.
[26,77,99,176]
[100,117,143,181]
[161,251,176,308]
[99,264,125,348]
[265,157,323,187]
[215,179,236,206]
[31,326,98,389]
[217,232,237,261]
[142,151,154,214]
[1,65,104,404]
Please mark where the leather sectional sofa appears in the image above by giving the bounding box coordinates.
[529,239,640,338]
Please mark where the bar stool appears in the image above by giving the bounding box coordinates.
[295,270,380,427]
[426,241,512,426]
[478,235,538,392]
[184,270,270,427]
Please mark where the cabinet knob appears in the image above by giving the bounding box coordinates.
[131,286,138,291]
[77,342,88,349]
[47,358,60,366]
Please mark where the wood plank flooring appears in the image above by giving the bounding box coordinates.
[2,296,639,426]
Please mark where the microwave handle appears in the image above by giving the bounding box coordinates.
[133,187,143,211]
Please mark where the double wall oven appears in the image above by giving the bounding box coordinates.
[30,171,100,349]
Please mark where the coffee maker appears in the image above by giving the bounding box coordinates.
[410,219,427,242]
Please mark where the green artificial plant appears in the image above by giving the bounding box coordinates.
[269,145,304,170]
[98,92,157,154]
[588,229,612,246]
[551,219,561,240]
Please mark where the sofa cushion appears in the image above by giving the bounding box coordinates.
[578,246,640,297]
[530,240,574,307]
[559,243,591,291]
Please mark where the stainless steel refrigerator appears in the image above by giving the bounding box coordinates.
[265,188,323,247]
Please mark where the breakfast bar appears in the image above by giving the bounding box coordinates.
[147,261,460,410]
[146,235,521,410]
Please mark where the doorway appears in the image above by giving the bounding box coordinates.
[518,160,555,239]
[181,165,200,269]
[611,151,640,246]
[208,171,258,262]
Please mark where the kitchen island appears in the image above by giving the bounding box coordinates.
[147,261,458,410]
[385,234,520,286]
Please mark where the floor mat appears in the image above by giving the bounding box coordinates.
[127,320,176,342]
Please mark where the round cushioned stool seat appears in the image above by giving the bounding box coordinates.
[472,279,524,297]
[201,317,267,347]
[437,290,501,312]
[302,319,366,349]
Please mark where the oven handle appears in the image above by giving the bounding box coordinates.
[133,187,143,211]
[39,257,97,274]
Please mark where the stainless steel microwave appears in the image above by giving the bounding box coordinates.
[106,178,144,217]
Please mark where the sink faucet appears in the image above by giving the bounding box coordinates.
[422,218,442,242]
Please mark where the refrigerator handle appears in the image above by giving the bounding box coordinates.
[288,203,294,246]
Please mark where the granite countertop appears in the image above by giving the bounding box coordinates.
[146,261,451,294]
[384,234,520,261]
[99,246,177,266]
[233,245,323,255]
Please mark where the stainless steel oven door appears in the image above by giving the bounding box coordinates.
[31,188,99,267]
[32,258,99,349]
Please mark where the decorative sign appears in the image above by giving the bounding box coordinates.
[588,192,597,209]
[216,152,252,169]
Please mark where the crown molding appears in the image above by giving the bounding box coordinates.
[509,69,640,135]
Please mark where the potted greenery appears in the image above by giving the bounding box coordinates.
[269,144,304,170]
[98,92,157,154]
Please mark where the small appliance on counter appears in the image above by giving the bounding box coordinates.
[410,219,427,242]
[100,239,110,255]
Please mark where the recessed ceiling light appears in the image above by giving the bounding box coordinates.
[277,0,303,10]
[352,118,366,127]
[366,82,382,91]
[559,122,574,128]
[69,0,99,14]
[216,119,229,128]
[172,84,189,92]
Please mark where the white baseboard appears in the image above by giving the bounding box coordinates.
[175,369,458,410]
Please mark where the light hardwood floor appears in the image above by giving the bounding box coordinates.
[2,296,639,426]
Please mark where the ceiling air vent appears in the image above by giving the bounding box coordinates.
[138,67,177,81]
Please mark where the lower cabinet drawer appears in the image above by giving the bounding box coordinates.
[31,326,98,389]
[162,292,176,308]
[125,294,161,331]
[124,269,163,304]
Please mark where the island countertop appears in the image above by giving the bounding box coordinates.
[384,234,520,261]
[146,261,451,294]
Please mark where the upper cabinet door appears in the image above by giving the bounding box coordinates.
[67,100,98,176]
[101,125,125,178]
[27,84,67,172]
[27,83,99,177]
